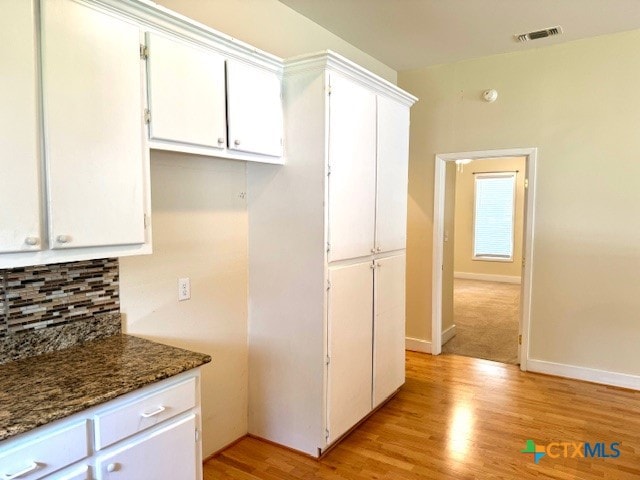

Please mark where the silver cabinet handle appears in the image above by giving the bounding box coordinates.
[3,462,39,480]
[376,247,381,253]
[56,235,71,244]
[24,237,39,246]
[370,248,376,254]
[141,405,166,418]
[376,262,381,268]
[107,463,120,473]
[217,137,224,145]
[234,139,241,146]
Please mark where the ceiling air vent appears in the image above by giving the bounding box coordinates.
[515,26,563,42]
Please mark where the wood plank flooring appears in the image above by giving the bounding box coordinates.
[204,352,640,479]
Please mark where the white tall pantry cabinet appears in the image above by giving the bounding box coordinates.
[248,52,416,456]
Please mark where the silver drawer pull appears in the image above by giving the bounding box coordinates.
[2,462,40,480]
[140,405,166,418]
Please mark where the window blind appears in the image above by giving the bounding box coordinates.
[473,173,516,259]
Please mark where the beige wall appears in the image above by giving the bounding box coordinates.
[156,0,396,83]
[119,153,248,456]
[453,156,525,279]
[118,1,395,457]
[401,29,640,375]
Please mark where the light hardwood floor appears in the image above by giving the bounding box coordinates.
[204,352,640,479]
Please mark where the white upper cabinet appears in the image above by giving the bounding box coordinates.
[42,0,147,250]
[146,32,227,150]
[375,95,411,253]
[327,73,377,262]
[373,254,406,407]
[226,60,283,158]
[0,0,42,254]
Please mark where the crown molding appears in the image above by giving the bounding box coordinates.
[74,0,283,73]
[284,50,417,106]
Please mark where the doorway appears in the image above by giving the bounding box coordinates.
[431,148,537,371]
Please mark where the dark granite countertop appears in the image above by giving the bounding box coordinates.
[0,334,211,442]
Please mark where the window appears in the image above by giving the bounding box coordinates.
[473,172,516,261]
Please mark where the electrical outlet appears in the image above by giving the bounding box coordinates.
[178,277,191,301]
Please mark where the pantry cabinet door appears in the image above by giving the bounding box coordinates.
[327,73,376,262]
[41,0,146,250]
[375,96,410,253]
[226,61,283,157]
[373,254,406,407]
[0,0,42,253]
[327,261,373,444]
[146,32,226,150]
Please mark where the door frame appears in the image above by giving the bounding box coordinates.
[431,147,537,371]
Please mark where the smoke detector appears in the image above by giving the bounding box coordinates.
[515,26,563,42]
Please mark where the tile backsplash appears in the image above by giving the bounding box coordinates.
[0,258,121,364]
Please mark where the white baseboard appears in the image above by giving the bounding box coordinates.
[454,271,521,284]
[441,324,457,345]
[405,337,431,354]
[527,359,640,391]
[406,326,456,354]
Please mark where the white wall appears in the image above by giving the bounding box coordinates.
[119,152,248,456]
[401,29,640,376]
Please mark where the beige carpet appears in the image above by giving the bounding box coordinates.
[442,279,520,364]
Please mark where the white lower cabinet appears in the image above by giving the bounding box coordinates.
[0,370,203,480]
[95,415,196,480]
[327,262,374,444]
[327,255,407,442]
[373,254,407,407]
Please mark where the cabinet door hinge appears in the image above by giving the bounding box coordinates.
[327,85,332,96]
[325,429,330,441]
[522,258,526,268]
[144,108,151,124]
[325,355,330,365]
[144,214,150,229]
[195,428,200,442]
[524,178,529,189]
[140,44,149,60]
[326,242,330,253]
[327,164,331,176]
[326,279,331,290]
[518,334,522,345]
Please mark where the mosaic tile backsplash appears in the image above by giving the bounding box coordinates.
[0,258,121,364]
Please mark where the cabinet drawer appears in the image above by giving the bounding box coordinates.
[0,421,89,480]
[94,377,196,450]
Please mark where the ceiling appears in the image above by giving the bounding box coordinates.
[278,0,640,71]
